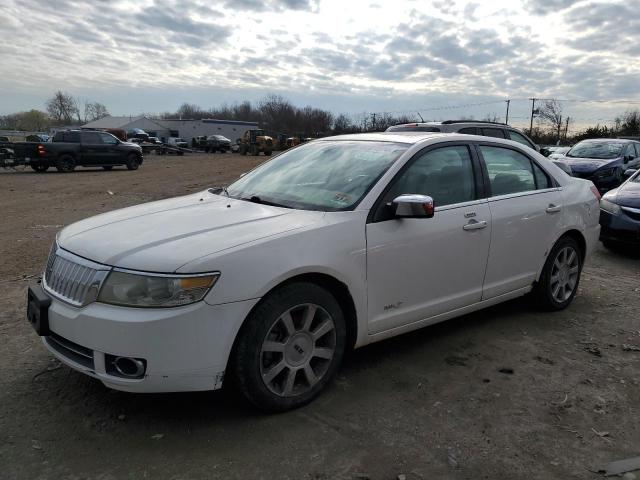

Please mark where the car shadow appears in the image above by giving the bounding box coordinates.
[23,294,559,424]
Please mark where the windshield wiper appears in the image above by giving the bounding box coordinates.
[244,195,291,209]
[208,186,230,197]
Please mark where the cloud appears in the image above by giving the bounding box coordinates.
[523,0,579,15]
[0,0,639,129]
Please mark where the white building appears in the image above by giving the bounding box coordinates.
[82,116,259,145]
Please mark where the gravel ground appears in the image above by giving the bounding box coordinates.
[1,153,639,480]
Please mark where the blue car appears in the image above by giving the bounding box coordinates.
[558,139,640,192]
[600,167,640,248]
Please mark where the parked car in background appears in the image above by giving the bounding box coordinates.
[127,129,149,142]
[547,147,571,159]
[29,130,143,172]
[168,137,188,148]
[147,137,162,145]
[600,167,640,248]
[27,132,599,412]
[205,135,232,153]
[556,139,640,192]
[386,120,539,151]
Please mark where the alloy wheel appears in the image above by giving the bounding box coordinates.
[550,246,580,303]
[260,303,336,397]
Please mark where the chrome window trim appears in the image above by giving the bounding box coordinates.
[487,187,561,203]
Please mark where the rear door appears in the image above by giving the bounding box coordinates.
[477,143,563,299]
[366,143,491,334]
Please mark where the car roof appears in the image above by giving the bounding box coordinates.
[318,131,538,148]
[318,132,452,144]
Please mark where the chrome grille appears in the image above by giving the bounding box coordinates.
[43,244,109,307]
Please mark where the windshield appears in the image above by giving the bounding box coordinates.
[214,135,229,141]
[226,140,407,211]
[567,141,624,159]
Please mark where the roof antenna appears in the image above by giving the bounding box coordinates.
[416,111,424,122]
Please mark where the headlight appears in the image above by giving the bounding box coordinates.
[595,168,615,178]
[97,271,219,308]
[600,198,621,214]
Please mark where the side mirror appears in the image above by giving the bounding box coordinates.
[624,155,634,163]
[391,194,434,218]
[624,168,638,178]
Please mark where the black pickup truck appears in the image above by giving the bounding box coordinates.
[0,130,143,172]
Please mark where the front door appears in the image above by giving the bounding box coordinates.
[366,144,491,334]
[79,131,106,166]
[477,144,564,299]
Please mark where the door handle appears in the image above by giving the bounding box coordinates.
[546,204,561,214]
[463,220,487,231]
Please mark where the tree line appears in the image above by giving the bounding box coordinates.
[2,91,639,144]
[0,91,109,132]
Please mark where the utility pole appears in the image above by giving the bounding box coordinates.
[529,98,536,135]
[371,113,377,131]
[505,99,510,124]
[564,116,570,142]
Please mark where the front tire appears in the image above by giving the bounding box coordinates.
[533,236,583,310]
[232,282,346,412]
[102,166,113,171]
[126,153,140,170]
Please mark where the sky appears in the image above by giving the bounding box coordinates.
[1,0,639,131]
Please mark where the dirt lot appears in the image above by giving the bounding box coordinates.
[1,153,639,480]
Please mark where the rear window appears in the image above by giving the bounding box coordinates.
[482,128,506,139]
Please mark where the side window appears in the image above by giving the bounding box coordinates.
[482,128,505,138]
[480,146,537,196]
[99,133,118,145]
[385,145,476,209]
[626,143,637,158]
[82,132,102,144]
[64,132,80,143]
[507,130,534,148]
[532,162,552,189]
[458,127,478,135]
[634,144,640,157]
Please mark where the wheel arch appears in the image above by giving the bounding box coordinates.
[228,272,359,370]
[536,228,587,282]
[558,229,587,261]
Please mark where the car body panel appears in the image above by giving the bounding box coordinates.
[38,132,600,393]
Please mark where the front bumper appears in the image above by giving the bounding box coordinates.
[39,290,259,392]
[599,208,640,245]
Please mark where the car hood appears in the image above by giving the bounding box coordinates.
[58,190,322,272]
[561,156,620,172]
[607,180,640,208]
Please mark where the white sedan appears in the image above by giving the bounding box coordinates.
[27,132,601,412]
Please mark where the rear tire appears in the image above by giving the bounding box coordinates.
[251,145,259,156]
[102,166,113,171]
[126,153,140,170]
[264,150,272,156]
[56,155,75,173]
[532,236,583,311]
[232,282,346,412]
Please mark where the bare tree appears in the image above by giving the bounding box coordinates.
[46,91,79,125]
[84,102,109,122]
[537,99,564,142]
